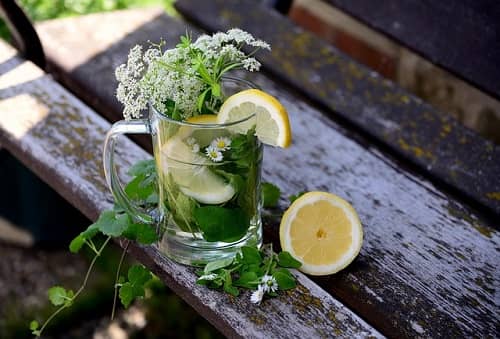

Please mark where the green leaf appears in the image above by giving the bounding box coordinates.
[48,286,73,306]
[204,257,233,274]
[233,271,259,289]
[262,182,281,208]
[125,175,154,201]
[289,191,307,204]
[197,87,211,112]
[194,206,249,242]
[240,246,262,264]
[92,210,130,237]
[277,251,302,268]
[69,223,99,253]
[273,270,296,290]
[29,320,39,331]
[119,265,153,308]
[127,159,156,177]
[224,284,239,297]
[128,265,153,285]
[122,222,158,245]
[211,83,221,97]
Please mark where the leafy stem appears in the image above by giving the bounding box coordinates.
[111,240,130,321]
[34,236,111,338]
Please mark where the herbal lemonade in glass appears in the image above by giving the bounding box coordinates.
[107,29,290,265]
[152,79,264,264]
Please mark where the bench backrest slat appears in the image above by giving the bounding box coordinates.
[324,0,500,99]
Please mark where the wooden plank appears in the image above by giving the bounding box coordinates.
[0,41,383,339]
[323,0,500,99]
[32,10,499,337]
[174,0,500,218]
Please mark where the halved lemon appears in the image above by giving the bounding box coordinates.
[217,89,292,147]
[160,122,235,204]
[279,192,363,275]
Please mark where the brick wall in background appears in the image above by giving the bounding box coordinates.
[289,0,500,144]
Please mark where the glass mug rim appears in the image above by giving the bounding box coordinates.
[148,76,259,128]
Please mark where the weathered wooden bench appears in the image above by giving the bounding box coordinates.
[0,41,381,338]
[1,1,498,338]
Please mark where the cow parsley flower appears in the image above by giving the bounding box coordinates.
[115,29,270,121]
[211,137,232,151]
[206,145,223,162]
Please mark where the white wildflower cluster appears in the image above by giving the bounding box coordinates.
[205,136,232,162]
[115,45,148,120]
[250,274,278,305]
[115,29,270,121]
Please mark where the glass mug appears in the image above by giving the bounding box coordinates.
[103,77,263,265]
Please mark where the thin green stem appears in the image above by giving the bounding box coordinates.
[111,240,130,320]
[85,239,99,255]
[35,236,111,338]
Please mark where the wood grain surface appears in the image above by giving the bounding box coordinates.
[32,9,499,338]
[0,41,383,338]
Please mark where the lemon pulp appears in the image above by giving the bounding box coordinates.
[280,192,363,275]
[217,89,291,147]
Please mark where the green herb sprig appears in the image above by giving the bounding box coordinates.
[30,159,290,336]
[196,245,301,304]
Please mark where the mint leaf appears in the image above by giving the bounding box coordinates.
[48,286,73,306]
[273,270,296,290]
[194,206,249,242]
[204,257,233,274]
[122,222,158,245]
[241,246,261,264]
[278,251,302,268]
[119,265,153,308]
[262,182,280,208]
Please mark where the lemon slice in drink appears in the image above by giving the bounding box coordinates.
[279,192,363,275]
[217,89,292,147]
[161,118,235,204]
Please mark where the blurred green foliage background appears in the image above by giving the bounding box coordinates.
[0,0,176,40]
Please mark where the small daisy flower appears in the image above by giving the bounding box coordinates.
[250,285,265,304]
[191,143,200,153]
[205,145,223,162]
[186,137,196,145]
[211,137,232,151]
[261,275,278,293]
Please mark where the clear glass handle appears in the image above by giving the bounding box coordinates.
[103,119,153,224]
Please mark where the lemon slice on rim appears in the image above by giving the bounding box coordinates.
[279,192,363,275]
[217,89,292,147]
[161,115,235,204]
